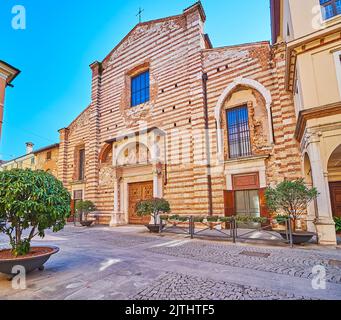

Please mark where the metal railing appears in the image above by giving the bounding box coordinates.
[160,216,296,247]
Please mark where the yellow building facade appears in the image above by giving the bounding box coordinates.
[271,0,341,245]
[0,143,59,179]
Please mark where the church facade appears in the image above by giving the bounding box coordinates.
[58,3,302,230]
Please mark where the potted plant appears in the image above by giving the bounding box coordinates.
[0,169,71,275]
[75,200,96,227]
[136,198,171,233]
[265,179,318,245]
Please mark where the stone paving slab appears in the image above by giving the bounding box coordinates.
[0,225,340,300]
[132,272,313,300]
[148,241,341,284]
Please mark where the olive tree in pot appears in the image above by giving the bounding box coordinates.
[0,169,71,275]
[265,179,318,245]
[75,200,96,227]
[136,198,171,233]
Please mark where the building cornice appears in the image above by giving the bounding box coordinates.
[295,101,341,142]
[285,24,341,92]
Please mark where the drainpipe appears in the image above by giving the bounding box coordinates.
[202,73,213,216]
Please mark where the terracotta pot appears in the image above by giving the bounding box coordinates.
[0,246,59,275]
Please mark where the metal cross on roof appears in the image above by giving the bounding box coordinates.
[136,7,144,23]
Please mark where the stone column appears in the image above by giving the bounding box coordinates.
[110,178,120,227]
[152,162,163,198]
[307,133,337,245]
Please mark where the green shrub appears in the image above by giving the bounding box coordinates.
[75,200,96,222]
[136,198,171,226]
[206,216,220,222]
[235,215,267,224]
[0,169,71,256]
[275,214,289,224]
[266,179,318,232]
[334,217,341,233]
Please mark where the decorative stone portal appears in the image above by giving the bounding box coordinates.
[105,127,166,227]
[128,181,153,225]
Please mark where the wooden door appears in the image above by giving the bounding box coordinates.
[330,182,341,218]
[128,181,153,225]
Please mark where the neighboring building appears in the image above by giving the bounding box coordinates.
[0,60,20,142]
[0,142,59,179]
[0,142,35,171]
[271,0,340,245]
[58,2,303,229]
[33,143,59,178]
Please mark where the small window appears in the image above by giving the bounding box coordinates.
[131,70,150,107]
[46,151,52,160]
[320,0,341,20]
[226,106,252,159]
[31,158,35,165]
[78,149,85,181]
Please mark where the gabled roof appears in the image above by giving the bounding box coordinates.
[99,2,206,67]
[0,60,20,85]
[33,143,59,155]
[60,104,91,131]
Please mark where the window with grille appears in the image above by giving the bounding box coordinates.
[131,70,150,107]
[320,0,341,20]
[226,106,252,158]
[46,151,51,160]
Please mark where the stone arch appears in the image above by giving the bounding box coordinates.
[99,143,113,164]
[215,77,273,156]
[327,144,341,183]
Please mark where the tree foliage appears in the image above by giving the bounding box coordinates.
[265,179,318,231]
[0,169,71,256]
[334,217,341,233]
[75,200,96,214]
[136,198,171,225]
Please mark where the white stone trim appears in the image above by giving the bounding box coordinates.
[215,77,274,157]
[224,156,268,191]
[333,50,341,99]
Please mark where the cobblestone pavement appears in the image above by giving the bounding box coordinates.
[148,241,341,284]
[0,225,340,300]
[132,272,313,300]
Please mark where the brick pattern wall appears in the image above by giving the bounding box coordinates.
[58,5,302,222]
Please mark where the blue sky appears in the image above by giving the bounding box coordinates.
[0,0,271,160]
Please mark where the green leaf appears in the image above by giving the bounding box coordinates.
[0,169,71,256]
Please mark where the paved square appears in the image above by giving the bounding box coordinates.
[0,225,340,300]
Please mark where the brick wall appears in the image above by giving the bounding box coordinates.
[58,4,302,222]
